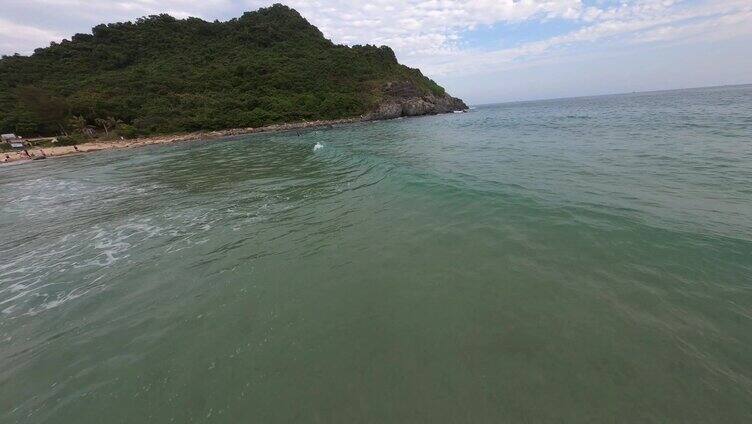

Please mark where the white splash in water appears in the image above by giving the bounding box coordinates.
[313,142,324,152]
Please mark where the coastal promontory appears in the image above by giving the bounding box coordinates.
[0,4,467,138]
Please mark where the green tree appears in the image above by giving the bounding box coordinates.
[14,86,70,135]
[95,117,122,137]
[69,116,89,137]
[95,118,109,136]
[108,117,123,130]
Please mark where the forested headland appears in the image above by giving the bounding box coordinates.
[0,4,464,142]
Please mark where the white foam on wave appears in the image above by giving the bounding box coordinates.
[78,221,164,268]
[25,285,90,316]
[0,218,169,318]
[314,142,324,152]
[0,176,160,220]
[0,187,289,318]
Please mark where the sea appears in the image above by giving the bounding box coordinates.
[1,85,751,422]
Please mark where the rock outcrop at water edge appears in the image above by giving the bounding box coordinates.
[364,81,469,121]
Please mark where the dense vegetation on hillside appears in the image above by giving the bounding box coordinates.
[0,4,447,138]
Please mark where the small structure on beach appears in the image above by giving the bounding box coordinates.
[2,133,26,149]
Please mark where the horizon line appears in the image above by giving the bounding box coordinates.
[472,83,752,107]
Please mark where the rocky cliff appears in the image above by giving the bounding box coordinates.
[364,81,469,121]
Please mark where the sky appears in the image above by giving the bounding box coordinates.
[1,0,750,104]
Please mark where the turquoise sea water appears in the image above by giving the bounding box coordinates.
[1,85,751,422]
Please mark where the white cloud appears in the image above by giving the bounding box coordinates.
[0,18,64,56]
[0,0,587,56]
[631,7,752,44]
[274,0,585,55]
[387,0,752,76]
[1,0,751,93]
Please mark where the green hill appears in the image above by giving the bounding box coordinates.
[0,4,466,138]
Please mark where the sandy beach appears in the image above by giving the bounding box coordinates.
[1,117,362,165]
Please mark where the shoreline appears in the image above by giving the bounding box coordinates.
[1,117,365,165]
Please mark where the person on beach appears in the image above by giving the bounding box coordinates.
[74,145,80,151]
[3,154,10,162]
